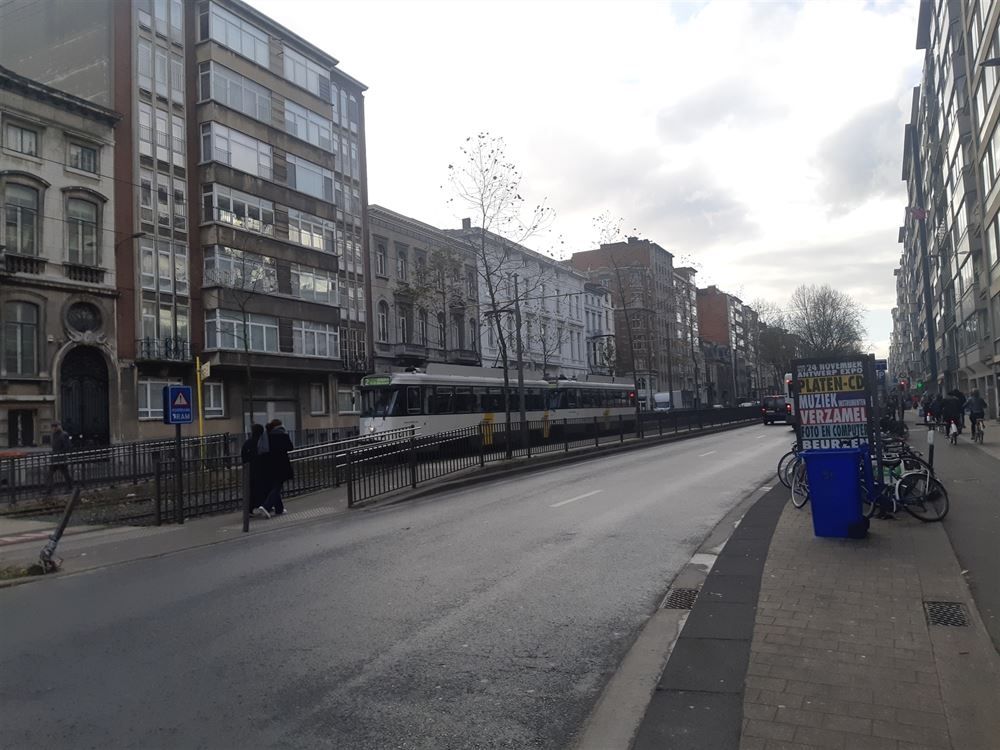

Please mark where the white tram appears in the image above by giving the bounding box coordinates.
[359,370,637,436]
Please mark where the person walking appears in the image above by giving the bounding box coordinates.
[241,424,270,518]
[43,422,74,496]
[261,419,293,516]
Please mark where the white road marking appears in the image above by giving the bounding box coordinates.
[698,451,717,457]
[756,434,767,439]
[550,489,602,508]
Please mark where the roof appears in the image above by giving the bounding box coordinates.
[0,65,121,126]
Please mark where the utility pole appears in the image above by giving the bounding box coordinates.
[513,274,528,448]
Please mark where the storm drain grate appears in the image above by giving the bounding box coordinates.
[662,588,700,610]
[924,601,970,627]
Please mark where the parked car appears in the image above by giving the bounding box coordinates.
[761,396,792,424]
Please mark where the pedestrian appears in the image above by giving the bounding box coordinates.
[930,393,943,424]
[43,422,74,496]
[241,424,269,517]
[261,419,293,516]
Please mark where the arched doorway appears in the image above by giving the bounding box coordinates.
[60,346,110,447]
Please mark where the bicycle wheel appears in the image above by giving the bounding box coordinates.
[896,472,949,522]
[860,475,879,518]
[783,454,802,490]
[897,453,935,476]
[790,460,809,508]
[777,450,796,488]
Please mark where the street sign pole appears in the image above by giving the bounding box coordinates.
[163,384,194,525]
[175,421,183,525]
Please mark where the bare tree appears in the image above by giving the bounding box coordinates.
[447,133,554,453]
[593,212,643,429]
[591,336,616,376]
[412,243,468,361]
[210,243,274,427]
[786,284,866,358]
[528,318,573,378]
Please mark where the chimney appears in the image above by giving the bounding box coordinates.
[462,218,471,230]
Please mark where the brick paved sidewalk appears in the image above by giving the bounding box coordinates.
[740,502,1000,750]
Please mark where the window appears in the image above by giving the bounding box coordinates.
[293,320,339,358]
[337,387,360,414]
[286,154,333,201]
[66,142,98,174]
[204,382,225,418]
[3,302,38,376]
[199,61,271,123]
[137,38,153,91]
[139,170,154,223]
[398,314,408,343]
[4,184,39,255]
[4,123,37,156]
[66,198,99,265]
[170,54,184,103]
[290,264,336,304]
[310,383,329,415]
[284,99,334,152]
[396,245,408,281]
[375,240,387,276]
[201,2,269,66]
[204,246,277,292]
[200,122,272,179]
[469,319,477,349]
[202,184,274,235]
[288,208,334,251]
[137,377,181,419]
[205,309,278,352]
[282,45,329,98]
[418,310,428,344]
[467,268,476,297]
[377,301,389,342]
[173,178,186,231]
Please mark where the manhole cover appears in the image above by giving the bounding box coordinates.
[662,588,699,610]
[924,601,970,627]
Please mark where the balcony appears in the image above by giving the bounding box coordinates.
[394,342,428,359]
[447,348,480,365]
[64,263,106,284]
[135,337,192,362]
[3,253,45,275]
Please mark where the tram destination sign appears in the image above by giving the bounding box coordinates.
[792,356,876,451]
[361,375,392,387]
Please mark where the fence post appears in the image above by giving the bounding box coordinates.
[479,424,486,467]
[698,409,703,430]
[658,414,663,437]
[594,416,599,447]
[154,461,162,526]
[527,424,532,458]
[564,418,569,453]
[409,437,417,489]
[5,457,15,507]
[242,463,251,533]
[346,451,355,508]
[619,414,624,443]
[131,443,139,485]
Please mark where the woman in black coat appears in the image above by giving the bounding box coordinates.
[240,424,270,514]
[262,419,293,515]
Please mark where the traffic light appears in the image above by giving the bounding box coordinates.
[899,378,909,390]
[916,380,925,391]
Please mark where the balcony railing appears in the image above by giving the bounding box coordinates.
[64,263,106,284]
[3,253,46,275]
[136,337,192,362]
[394,342,429,358]
[448,348,480,364]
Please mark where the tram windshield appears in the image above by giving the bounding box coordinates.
[362,387,399,418]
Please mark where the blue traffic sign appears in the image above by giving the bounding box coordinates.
[163,385,194,425]
[874,359,888,372]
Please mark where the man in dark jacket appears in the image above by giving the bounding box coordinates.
[44,422,74,496]
[940,392,962,434]
[241,424,270,518]
[262,420,293,516]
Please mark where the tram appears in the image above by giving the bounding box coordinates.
[359,370,637,437]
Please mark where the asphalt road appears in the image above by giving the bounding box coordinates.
[0,423,789,749]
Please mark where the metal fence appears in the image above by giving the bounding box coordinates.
[345,407,760,505]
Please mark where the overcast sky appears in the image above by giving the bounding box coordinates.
[249,0,922,357]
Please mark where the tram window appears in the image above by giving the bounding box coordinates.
[431,386,454,414]
[406,386,422,415]
[482,387,504,412]
[566,388,579,409]
[548,389,563,410]
[525,388,545,411]
[454,387,475,413]
[362,388,398,417]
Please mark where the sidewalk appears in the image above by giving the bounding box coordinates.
[631,432,1000,749]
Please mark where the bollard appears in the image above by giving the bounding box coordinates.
[927,425,935,469]
[242,463,251,533]
[37,488,83,573]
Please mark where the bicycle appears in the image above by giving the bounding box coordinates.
[776,443,799,488]
[971,416,986,444]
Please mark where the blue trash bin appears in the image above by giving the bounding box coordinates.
[800,448,867,538]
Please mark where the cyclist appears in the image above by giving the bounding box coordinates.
[966,389,988,441]
[940,391,962,437]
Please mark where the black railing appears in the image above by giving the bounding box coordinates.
[135,337,192,361]
[1,433,232,507]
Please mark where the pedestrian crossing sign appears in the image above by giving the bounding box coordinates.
[163,385,194,425]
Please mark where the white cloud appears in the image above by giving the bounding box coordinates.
[247,0,920,356]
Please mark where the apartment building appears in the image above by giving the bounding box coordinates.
[570,237,676,407]
[368,205,480,372]
[1,66,121,449]
[451,220,589,380]
[583,282,615,376]
[672,266,705,407]
[895,0,998,414]
[696,285,759,405]
[1,0,369,440]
